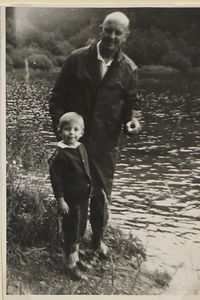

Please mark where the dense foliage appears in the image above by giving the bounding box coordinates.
[6,7,200,72]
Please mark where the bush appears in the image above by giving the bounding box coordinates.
[162,50,192,72]
[125,28,170,66]
[7,176,57,246]
[12,52,26,69]
[7,46,55,70]
[53,55,66,67]
[125,29,151,65]
[191,46,200,67]
[7,47,31,69]
[22,28,51,49]
[69,23,96,48]
[28,53,54,70]
[6,43,14,54]
[47,39,74,56]
[6,55,13,71]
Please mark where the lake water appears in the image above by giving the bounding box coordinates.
[111,73,200,294]
[7,71,200,294]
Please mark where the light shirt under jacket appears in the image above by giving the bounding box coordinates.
[96,41,113,79]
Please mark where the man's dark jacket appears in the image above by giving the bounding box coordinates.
[49,42,140,200]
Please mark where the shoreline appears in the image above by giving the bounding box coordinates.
[7,225,169,295]
[6,65,200,80]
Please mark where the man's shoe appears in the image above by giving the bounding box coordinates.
[65,265,88,281]
[99,241,109,258]
[76,260,91,272]
[94,240,109,259]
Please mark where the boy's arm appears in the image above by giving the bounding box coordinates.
[57,197,69,215]
[49,151,69,215]
[49,151,64,198]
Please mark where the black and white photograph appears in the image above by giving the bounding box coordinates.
[3,5,200,296]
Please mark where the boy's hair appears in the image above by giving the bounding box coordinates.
[59,112,84,130]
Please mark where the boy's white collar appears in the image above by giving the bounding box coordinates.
[57,140,80,149]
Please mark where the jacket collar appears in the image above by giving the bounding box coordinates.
[57,140,80,149]
[89,41,124,63]
[97,41,113,66]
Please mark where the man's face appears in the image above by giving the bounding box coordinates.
[100,19,129,53]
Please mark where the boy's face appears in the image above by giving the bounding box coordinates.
[61,120,83,146]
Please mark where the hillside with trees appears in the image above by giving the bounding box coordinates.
[6,7,200,72]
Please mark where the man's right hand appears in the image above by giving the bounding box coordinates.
[126,118,141,134]
[58,197,69,215]
[124,117,141,136]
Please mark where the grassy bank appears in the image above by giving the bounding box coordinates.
[6,167,171,295]
[7,231,169,295]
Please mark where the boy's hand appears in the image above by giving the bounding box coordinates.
[58,197,69,215]
[125,118,141,134]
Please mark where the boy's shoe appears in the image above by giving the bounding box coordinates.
[77,260,91,272]
[65,265,88,281]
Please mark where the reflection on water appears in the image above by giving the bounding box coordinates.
[110,73,200,294]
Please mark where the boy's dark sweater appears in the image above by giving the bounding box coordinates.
[49,143,91,205]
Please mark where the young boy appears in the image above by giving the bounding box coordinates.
[49,112,91,281]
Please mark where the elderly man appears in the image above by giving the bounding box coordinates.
[49,11,141,258]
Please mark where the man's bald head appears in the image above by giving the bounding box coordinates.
[103,11,130,31]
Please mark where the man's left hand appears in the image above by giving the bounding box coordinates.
[125,118,141,134]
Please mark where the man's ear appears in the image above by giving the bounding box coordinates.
[81,129,84,137]
[124,30,130,41]
[99,24,103,35]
